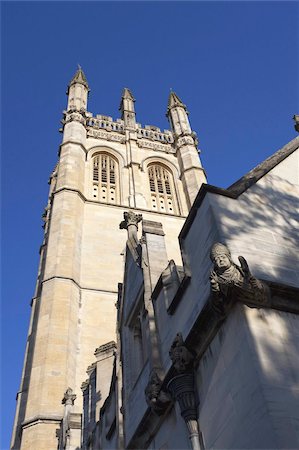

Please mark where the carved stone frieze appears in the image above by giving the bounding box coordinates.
[62,109,87,126]
[176,135,196,149]
[144,370,171,415]
[136,139,175,153]
[87,128,126,143]
[210,242,269,314]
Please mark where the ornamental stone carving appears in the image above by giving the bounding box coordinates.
[120,211,142,262]
[169,333,194,374]
[120,211,142,230]
[62,387,76,406]
[87,128,126,143]
[210,242,269,313]
[62,108,87,126]
[136,139,175,153]
[144,370,171,415]
[176,135,196,149]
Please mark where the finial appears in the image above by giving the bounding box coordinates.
[68,66,89,91]
[293,114,299,133]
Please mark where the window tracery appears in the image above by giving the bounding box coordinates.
[92,153,118,204]
[148,164,176,214]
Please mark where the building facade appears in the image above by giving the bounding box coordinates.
[11,68,206,450]
[81,134,299,450]
[11,68,299,450]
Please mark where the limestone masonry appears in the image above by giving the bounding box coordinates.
[11,68,299,450]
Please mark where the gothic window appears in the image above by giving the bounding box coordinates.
[148,164,176,214]
[92,153,119,204]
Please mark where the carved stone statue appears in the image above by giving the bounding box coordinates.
[145,370,171,415]
[119,211,142,262]
[210,242,268,313]
[62,387,76,406]
[169,333,194,374]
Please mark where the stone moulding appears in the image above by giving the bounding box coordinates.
[21,415,62,429]
[87,128,126,143]
[136,139,175,153]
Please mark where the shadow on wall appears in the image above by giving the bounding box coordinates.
[216,174,299,285]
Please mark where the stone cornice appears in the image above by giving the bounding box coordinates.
[42,275,118,295]
[180,165,206,177]
[59,140,87,156]
[22,415,62,429]
[53,187,187,219]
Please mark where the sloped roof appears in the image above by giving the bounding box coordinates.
[68,66,89,90]
[228,135,299,195]
[180,135,299,240]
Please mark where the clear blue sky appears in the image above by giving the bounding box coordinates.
[1,1,298,448]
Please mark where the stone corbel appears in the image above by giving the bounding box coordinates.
[119,211,142,262]
[167,334,202,450]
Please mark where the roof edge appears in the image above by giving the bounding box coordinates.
[228,135,299,195]
[179,136,299,241]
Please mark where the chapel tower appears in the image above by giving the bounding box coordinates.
[11,68,206,450]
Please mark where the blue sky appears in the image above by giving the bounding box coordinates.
[1,1,298,448]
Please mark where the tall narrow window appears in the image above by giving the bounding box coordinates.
[148,164,176,214]
[92,154,118,204]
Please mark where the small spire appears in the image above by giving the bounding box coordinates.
[167,91,186,113]
[119,88,136,127]
[121,87,135,102]
[68,66,89,91]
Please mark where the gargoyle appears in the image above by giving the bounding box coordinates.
[145,371,171,415]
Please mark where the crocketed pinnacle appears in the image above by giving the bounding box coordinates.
[68,66,89,90]
[167,91,187,115]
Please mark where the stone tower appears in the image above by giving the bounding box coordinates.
[11,68,206,450]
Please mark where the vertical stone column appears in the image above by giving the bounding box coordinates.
[119,210,142,262]
[58,388,81,450]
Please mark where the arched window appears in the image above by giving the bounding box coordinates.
[148,164,176,214]
[92,153,119,204]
